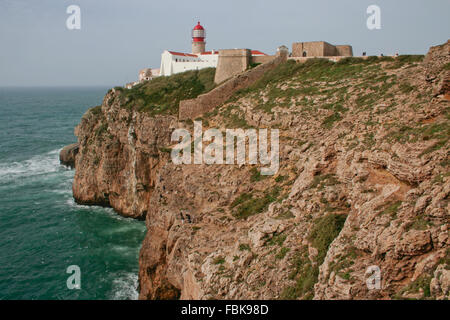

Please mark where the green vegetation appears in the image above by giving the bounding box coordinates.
[117,68,216,116]
[95,123,108,137]
[249,62,262,69]
[433,172,450,184]
[274,175,287,183]
[159,147,172,154]
[267,233,287,246]
[380,201,402,218]
[220,55,421,132]
[89,105,102,116]
[386,55,424,69]
[322,112,343,129]
[275,210,295,220]
[213,256,225,265]
[239,243,251,251]
[231,187,281,220]
[395,249,450,299]
[408,214,432,231]
[308,214,347,263]
[280,247,317,300]
[329,246,359,276]
[309,173,339,190]
[386,121,449,156]
[276,247,290,260]
[281,214,347,299]
[219,105,251,128]
[250,167,266,182]
[397,275,432,299]
[399,82,415,94]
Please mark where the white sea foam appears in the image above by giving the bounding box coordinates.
[65,197,116,214]
[111,272,139,300]
[0,149,63,182]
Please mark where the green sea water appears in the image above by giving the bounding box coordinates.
[0,87,146,300]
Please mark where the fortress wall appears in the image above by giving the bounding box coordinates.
[179,55,287,120]
[293,42,353,57]
[323,42,338,56]
[293,42,326,57]
[288,56,347,63]
[336,45,354,57]
[214,49,251,84]
[291,42,303,57]
[252,55,276,65]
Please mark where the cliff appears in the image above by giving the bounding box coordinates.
[70,41,449,299]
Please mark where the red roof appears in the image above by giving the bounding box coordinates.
[200,51,218,55]
[168,51,198,58]
[194,22,204,30]
[251,50,267,56]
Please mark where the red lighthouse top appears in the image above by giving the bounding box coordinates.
[192,21,206,42]
[193,22,204,30]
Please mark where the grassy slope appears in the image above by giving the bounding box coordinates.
[200,55,450,299]
[114,68,216,116]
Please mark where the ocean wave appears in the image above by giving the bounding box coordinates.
[65,197,147,225]
[0,149,63,182]
[110,272,139,300]
[65,197,116,214]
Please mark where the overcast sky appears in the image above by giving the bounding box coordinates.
[0,0,448,87]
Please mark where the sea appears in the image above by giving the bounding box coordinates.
[0,87,146,300]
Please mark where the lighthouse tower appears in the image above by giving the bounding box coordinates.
[192,21,206,54]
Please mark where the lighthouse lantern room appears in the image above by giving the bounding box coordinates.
[192,22,206,54]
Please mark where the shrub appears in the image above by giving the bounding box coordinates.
[308,214,347,263]
[213,256,225,265]
[276,247,290,260]
[280,247,318,300]
[231,187,281,219]
[250,167,266,182]
[322,112,343,129]
[239,244,251,251]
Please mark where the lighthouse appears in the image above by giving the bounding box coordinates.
[192,21,206,54]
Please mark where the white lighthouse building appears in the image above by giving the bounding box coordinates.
[159,22,220,77]
[126,21,269,88]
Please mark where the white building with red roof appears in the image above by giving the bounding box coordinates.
[159,49,219,76]
[158,22,268,77]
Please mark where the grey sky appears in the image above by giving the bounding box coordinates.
[0,0,448,87]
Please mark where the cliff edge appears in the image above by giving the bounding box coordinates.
[70,41,449,299]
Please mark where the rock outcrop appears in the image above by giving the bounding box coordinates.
[70,41,449,300]
[59,143,79,168]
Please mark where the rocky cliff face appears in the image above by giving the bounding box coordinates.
[73,91,176,219]
[72,41,449,299]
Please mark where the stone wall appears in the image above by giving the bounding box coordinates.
[288,56,347,63]
[323,42,338,56]
[252,55,276,65]
[214,49,252,84]
[336,45,353,57]
[179,54,287,120]
[292,41,326,57]
[292,41,353,57]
